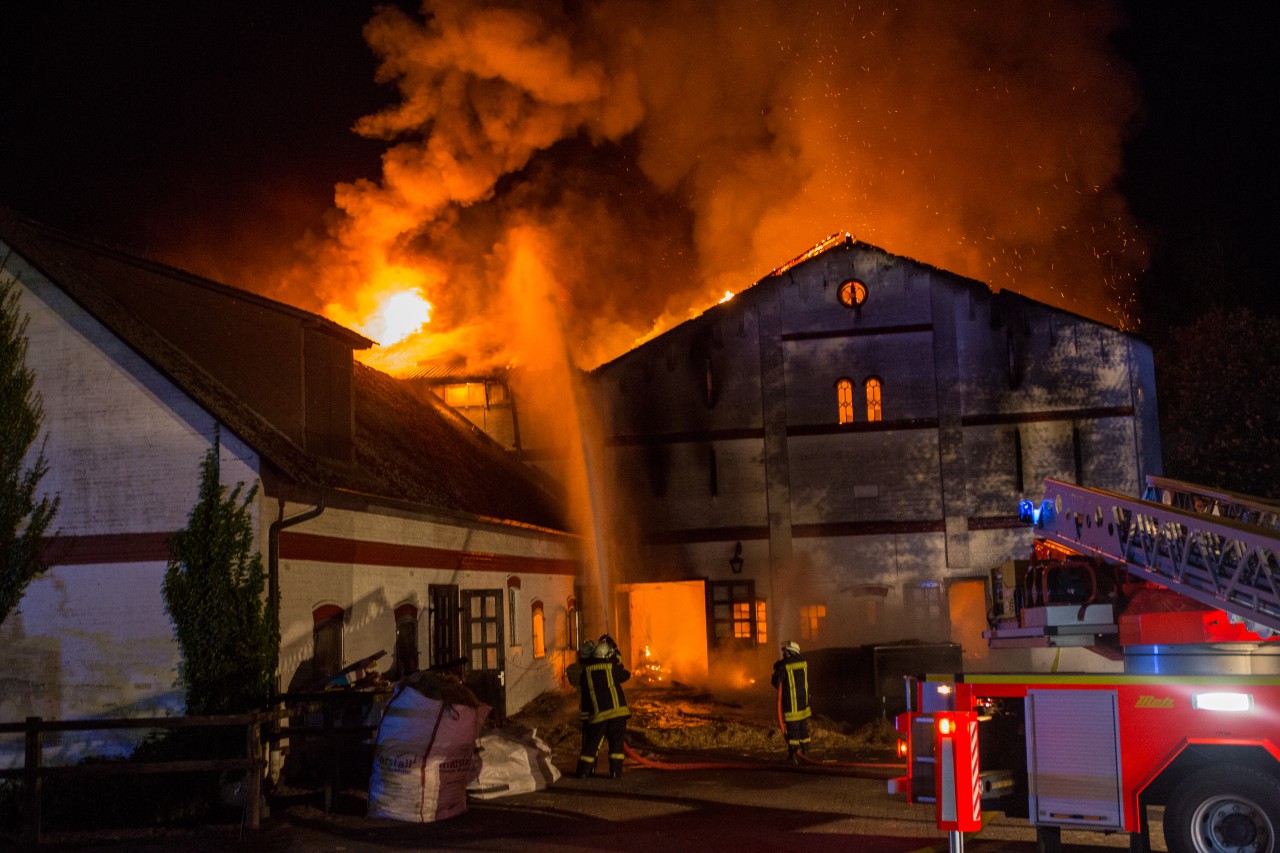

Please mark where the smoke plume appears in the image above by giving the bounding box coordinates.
[283,0,1142,373]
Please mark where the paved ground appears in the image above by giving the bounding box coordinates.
[12,685,1169,851]
[27,764,1163,852]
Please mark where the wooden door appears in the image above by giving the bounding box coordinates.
[461,589,505,714]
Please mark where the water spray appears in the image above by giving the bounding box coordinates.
[571,377,612,636]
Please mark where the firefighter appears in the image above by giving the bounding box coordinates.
[575,636,631,779]
[771,640,811,763]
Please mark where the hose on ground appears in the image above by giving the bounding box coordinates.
[622,741,758,770]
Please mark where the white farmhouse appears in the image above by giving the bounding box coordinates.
[0,208,579,760]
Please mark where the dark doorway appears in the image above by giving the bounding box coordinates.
[428,584,460,668]
[392,604,420,678]
[461,588,506,714]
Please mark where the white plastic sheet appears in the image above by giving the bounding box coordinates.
[368,685,490,822]
[467,727,562,799]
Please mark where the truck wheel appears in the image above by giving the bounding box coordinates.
[1164,765,1280,853]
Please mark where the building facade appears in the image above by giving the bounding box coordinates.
[0,210,579,762]
[589,235,1160,673]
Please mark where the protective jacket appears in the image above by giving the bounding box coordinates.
[580,659,631,723]
[771,652,811,722]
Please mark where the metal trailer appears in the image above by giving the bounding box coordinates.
[889,476,1280,853]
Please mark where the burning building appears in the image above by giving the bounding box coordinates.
[0,208,579,758]
[584,234,1160,678]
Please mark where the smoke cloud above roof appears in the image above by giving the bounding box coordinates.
[283,0,1142,373]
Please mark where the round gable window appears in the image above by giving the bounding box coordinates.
[838,279,867,308]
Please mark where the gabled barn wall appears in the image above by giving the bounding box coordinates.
[591,240,1160,674]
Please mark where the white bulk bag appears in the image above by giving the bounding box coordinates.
[368,684,490,822]
[467,727,562,799]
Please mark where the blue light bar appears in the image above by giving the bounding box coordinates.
[1017,499,1056,527]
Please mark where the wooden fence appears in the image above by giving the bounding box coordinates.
[0,693,385,847]
[0,712,265,846]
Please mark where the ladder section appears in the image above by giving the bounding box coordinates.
[1143,474,1280,535]
[1022,479,1280,634]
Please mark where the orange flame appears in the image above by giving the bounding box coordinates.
[283,1,1148,381]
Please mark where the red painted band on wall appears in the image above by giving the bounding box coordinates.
[38,531,578,577]
[278,531,578,576]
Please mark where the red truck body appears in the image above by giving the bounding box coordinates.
[890,477,1280,851]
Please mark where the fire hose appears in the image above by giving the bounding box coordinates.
[622,741,759,771]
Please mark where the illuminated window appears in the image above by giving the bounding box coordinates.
[865,377,882,422]
[443,382,488,408]
[709,580,756,645]
[837,378,855,424]
[531,601,546,659]
[799,604,827,642]
[755,599,768,645]
[312,604,344,683]
[838,279,867,308]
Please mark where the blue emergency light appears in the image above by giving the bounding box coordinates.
[1017,499,1056,527]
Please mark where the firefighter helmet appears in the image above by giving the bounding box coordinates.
[579,640,596,659]
[783,640,800,655]
[593,638,614,658]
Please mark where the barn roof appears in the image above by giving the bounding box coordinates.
[0,207,566,532]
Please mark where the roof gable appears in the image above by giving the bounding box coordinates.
[0,208,567,531]
[593,234,1133,372]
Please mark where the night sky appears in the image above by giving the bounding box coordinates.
[2,1,1277,345]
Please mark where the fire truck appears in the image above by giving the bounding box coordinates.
[889,476,1280,853]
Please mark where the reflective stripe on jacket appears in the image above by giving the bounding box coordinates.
[581,660,631,723]
[772,657,811,722]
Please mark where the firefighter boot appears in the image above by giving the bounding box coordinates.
[574,758,594,779]
[609,757,623,779]
[787,745,799,765]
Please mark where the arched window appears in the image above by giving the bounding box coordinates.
[312,604,344,684]
[865,376,883,422]
[566,596,579,650]
[836,378,855,424]
[531,600,546,659]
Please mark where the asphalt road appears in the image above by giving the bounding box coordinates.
[30,765,1160,852]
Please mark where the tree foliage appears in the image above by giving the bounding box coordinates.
[0,279,59,624]
[1156,307,1280,500]
[163,430,277,715]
